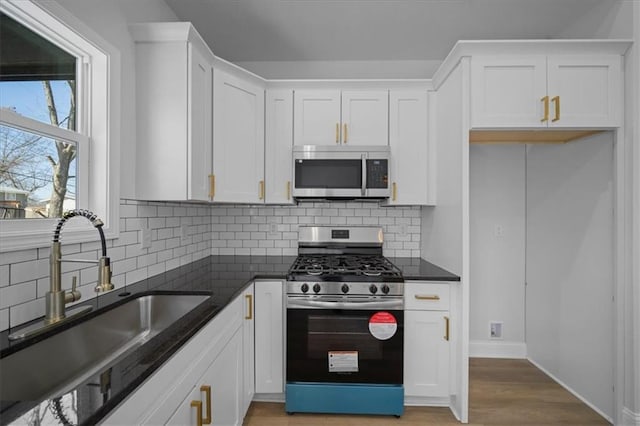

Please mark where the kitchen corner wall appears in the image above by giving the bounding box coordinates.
[0,199,420,332]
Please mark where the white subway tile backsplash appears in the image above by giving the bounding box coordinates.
[0,265,9,287]
[1,199,422,331]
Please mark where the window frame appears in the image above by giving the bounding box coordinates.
[0,0,120,252]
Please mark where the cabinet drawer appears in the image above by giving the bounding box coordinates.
[404,282,450,311]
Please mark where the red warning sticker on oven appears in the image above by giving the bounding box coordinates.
[369,311,397,340]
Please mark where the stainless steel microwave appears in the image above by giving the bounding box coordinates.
[292,145,390,199]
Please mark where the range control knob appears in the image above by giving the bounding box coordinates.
[300,283,309,293]
[313,283,321,293]
[369,284,378,294]
[381,284,390,295]
[341,284,349,294]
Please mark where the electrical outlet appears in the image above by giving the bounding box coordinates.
[141,227,151,249]
[269,222,278,235]
[490,321,503,339]
[180,224,189,242]
[494,225,505,238]
[400,224,408,236]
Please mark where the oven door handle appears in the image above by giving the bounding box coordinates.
[287,298,403,310]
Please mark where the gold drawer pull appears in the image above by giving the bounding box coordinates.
[541,96,549,122]
[444,316,450,341]
[392,182,397,201]
[414,294,440,300]
[286,180,291,200]
[335,123,340,143]
[208,174,215,199]
[259,180,264,200]
[245,294,253,320]
[191,400,203,426]
[343,123,348,143]
[201,385,212,424]
[551,96,560,122]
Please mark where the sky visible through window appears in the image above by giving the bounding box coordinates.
[1,80,77,203]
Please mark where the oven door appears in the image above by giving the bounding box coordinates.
[286,306,403,385]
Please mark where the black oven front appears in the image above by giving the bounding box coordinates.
[286,300,403,385]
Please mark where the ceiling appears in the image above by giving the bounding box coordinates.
[164,0,609,63]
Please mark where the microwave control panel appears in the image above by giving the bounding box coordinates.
[367,159,388,189]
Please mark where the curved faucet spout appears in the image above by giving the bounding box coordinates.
[48,209,114,324]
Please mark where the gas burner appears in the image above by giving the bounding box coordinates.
[287,254,403,282]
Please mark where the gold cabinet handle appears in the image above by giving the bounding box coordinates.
[286,180,291,200]
[551,96,560,122]
[541,96,549,122]
[444,316,450,341]
[392,182,397,201]
[201,385,212,425]
[245,294,253,320]
[415,294,440,300]
[259,180,264,200]
[343,123,348,143]
[209,174,215,199]
[335,123,340,144]
[191,400,203,426]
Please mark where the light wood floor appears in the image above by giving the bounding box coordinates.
[243,358,610,425]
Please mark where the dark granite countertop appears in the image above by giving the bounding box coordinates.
[389,257,460,282]
[0,254,456,425]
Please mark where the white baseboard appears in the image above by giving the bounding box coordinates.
[404,395,449,407]
[252,393,285,403]
[622,407,640,426]
[527,357,612,424]
[469,340,527,358]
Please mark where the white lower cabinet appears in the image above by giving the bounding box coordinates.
[241,285,255,414]
[167,328,243,425]
[102,289,253,426]
[404,281,451,404]
[254,281,284,395]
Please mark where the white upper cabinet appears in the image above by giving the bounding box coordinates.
[294,90,388,146]
[294,90,341,145]
[386,90,433,206]
[341,91,389,146]
[471,54,622,129]
[213,68,265,203]
[265,90,294,204]
[131,23,214,201]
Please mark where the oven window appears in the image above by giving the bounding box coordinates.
[287,309,403,384]
[294,159,362,189]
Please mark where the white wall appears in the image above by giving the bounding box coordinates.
[558,0,633,39]
[526,133,614,420]
[469,144,526,358]
[54,0,179,199]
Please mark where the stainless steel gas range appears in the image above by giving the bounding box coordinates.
[285,226,405,417]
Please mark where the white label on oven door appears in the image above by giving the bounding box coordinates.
[328,351,359,372]
[369,311,397,340]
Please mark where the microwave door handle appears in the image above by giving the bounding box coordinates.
[361,154,367,196]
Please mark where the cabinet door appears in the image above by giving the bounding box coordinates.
[188,42,213,201]
[388,90,430,205]
[293,90,341,146]
[254,281,284,394]
[341,91,388,146]
[213,69,265,203]
[471,56,547,128]
[404,310,450,397]
[166,329,243,426]
[265,90,294,204]
[241,285,255,416]
[547,55,622,128]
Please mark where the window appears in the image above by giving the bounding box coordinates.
[0,0,119,251]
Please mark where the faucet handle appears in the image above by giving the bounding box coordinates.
[95,257,115,293]
[65,276,81,303]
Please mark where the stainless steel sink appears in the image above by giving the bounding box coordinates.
[0,292,211,403]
